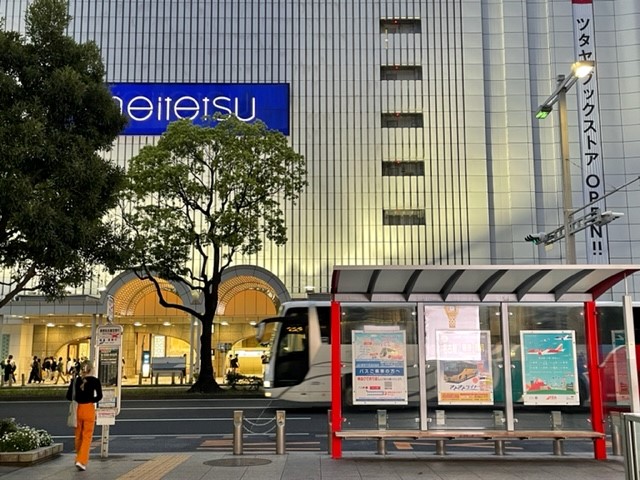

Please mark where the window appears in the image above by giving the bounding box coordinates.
[381,113,424,128]
[382,161,425,177]
[381,65,423,81]
[383,209,426,226]
[380,18,422,34]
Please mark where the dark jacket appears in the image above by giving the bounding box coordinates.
[66,375,103,404]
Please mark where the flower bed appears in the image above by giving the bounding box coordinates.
[0,418,61,466]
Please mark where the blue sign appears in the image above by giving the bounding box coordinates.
[110,83,290,136]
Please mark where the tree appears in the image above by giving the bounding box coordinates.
[123,115,306,392]
[0,0,127,307]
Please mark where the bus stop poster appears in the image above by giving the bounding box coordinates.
[520,330,579,406]
[436,330,493,405]
[352,329,408,405]
[424,306,479,360]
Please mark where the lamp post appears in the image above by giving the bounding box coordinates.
[535,61,594,264]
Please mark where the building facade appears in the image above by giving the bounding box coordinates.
[1,0,639,378]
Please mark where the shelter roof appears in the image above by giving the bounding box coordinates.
[330,264,639,303]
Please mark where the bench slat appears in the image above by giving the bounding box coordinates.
[334,429,604,440]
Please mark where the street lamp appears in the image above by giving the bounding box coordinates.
[534,60,595,264]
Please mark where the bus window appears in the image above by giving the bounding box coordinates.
[273,322,309,387]
[318,306,331,343]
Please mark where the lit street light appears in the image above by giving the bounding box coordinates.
[533,61,595,264]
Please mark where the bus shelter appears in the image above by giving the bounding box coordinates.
[329,265,640,459]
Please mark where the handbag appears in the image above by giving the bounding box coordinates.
[67,378,78,428]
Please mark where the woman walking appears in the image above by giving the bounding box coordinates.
[66,361,102,471]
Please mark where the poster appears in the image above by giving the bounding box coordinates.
[352,329,408,405]
[520,330,579,405]
[436,330,493,405]
[424,305,480,360]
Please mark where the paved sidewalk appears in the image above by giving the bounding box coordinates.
[0,451,626,480]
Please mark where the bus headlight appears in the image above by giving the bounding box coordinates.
[263,380,271,388]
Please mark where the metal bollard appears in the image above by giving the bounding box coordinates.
[276,410,286,454]
[233,410,243,455]
[610,412,622,456]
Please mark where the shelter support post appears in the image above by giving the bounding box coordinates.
[585,300,607,459]
[330,300,343,459]
[622,295,640,413]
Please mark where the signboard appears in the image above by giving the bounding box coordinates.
[520,330,579,405]
[96,325,123,347]
[110,83,290,135]
[96,408,116,426]
[424,305,480,360]
[352,328,408,405]
[436,330,493,405]
[571,0,609,263]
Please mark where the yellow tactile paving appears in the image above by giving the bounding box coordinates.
[117,454,191,480]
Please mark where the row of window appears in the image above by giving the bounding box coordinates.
[380,19,425,225]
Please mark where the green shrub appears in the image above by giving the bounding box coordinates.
[0,418,18,437]
[0,423,53,452]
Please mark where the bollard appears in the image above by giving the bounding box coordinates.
[233,410,243,455]
[610,412,622,456]
[276,410,286,454]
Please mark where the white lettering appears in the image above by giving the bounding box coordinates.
[212,96,233,115]
[202,97,210,117]
[164,97,173,121]
[173,96,200,120]
[235,97,256,121]
[126,96,153,121]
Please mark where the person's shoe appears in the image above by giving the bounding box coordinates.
[75,462,86,471]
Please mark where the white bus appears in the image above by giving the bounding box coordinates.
[255,300,420,405]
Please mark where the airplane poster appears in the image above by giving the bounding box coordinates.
[520,330,579,405]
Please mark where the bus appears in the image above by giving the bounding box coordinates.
[255,300,420,405]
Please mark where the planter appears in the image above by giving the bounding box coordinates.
[0,443,63,466]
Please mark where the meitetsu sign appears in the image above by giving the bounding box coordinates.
[110,83,290,135]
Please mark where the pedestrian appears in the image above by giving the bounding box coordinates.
[28,356,42,384]
[3,355,16,386]
[54,357,67,384]
[66,360,103,471]
[230,353,239,373]
[66,357,75,375]
[42,357,52,381]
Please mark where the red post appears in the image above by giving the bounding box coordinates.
[330,300,342,458]
[584,300,607,459]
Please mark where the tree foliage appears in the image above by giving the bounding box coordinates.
[0,0,127,307]
[123,115,306,392]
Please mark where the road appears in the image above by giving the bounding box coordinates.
[6,398,600,456]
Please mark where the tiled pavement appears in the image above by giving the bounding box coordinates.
[0,451,626,480]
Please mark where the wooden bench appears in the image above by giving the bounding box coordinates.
[151,357,186,384]
[334,429,605,456]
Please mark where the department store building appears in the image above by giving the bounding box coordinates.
[1,0,639,382]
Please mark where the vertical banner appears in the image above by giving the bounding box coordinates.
[436,330,493,405]
[424,305,480,360]
[352,329,408,405]
[572,0,609,263]
[521,330,579,405]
